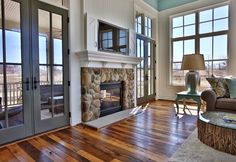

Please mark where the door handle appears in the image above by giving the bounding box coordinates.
[23,78,30,91]
[33,77,40,90]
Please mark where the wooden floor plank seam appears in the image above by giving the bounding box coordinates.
[0,101,197,162]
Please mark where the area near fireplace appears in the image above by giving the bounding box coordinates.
[81,68,135,122]
[100,82,123,117]
[78,15,142,123]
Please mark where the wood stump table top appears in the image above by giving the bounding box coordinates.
[199,111,236,130]
[198,111,236,155]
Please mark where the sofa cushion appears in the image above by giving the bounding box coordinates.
[226,78,236,99]
[216,98,236,111]
[206,77,230,98]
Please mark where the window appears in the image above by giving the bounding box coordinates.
[101,31,113,51]
[41,0,69,7]
[136,15,142,34]
[145,17,152,38]
[39,35,47,64]
[118,30,127,53]
[171,4,229,86]
[135,13,155,103]
[135,15,152,38]
[136,38,145,98]
[0,30,22,64]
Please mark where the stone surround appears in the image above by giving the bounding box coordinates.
[81,68,135,122]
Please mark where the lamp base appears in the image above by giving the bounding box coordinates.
[185,70,200,94]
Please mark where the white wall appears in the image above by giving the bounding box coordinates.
[84,0,135,30]
[69,0,156,125]
[69,0,84,125]
[157,0,236,100]
[229,0,236,75]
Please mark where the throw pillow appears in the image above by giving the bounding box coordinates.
[206,77,230,98]
[226,78,236,99]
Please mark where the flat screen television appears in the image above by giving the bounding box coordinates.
[98,21,129,55]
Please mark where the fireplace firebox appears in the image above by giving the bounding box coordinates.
[100,82,123,117]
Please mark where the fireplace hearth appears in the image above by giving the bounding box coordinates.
[100,82,123,117]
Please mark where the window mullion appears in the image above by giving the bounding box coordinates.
[212,8,215,33]
[172,35,195,41]
[199,30,228,38]
[211,34,214,75]
[183,16,185,37]
[212,7,215,76]
[141,14,145,35]
[196,12,200,55]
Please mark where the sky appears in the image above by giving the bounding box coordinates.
[172,5,228,63]
[0,30,62,65]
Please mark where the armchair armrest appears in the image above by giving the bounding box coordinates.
[201,89,217,111]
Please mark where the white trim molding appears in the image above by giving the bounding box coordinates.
[77,50,143,66]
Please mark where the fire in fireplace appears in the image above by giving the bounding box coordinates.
[100,82,123,117]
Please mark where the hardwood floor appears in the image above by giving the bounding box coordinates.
[0,100,197,162]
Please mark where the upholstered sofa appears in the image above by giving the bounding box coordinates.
[201,89,236,112]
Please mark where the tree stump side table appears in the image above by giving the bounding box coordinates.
[198,111,236,155]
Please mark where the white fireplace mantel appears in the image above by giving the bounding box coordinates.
[77,50,143,66]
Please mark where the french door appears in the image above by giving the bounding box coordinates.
[0,0,32,145]
[32,1,69,134]
[136,35,155,104]
[0,0,69,145]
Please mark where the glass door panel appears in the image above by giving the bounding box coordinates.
[53,66,64,117]
[38,9,52,120]
[1,0,22,129]
[136,38,145,98]
[147,42,154,95]
[136,35,155,104]
[38,9,65,120]
[33,1,69,134]
[0,0,32,145]
[52,13,64,117]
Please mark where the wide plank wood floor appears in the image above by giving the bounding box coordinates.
[0,100,197,162]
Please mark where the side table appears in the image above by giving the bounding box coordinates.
[175,91,201,116]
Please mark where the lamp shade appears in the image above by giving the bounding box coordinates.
[181,54,205,70]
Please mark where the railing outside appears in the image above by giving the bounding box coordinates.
[0,81,62,106]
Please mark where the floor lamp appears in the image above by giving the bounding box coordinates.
[181,54,205,94]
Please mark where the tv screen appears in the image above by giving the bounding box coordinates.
[98,21,129,54]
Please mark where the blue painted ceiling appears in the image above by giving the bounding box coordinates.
[144,0,158,10]
[144,0,198,11]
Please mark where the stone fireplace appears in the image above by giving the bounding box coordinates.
[81,68,135,122]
